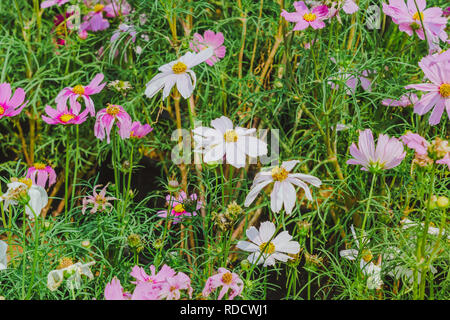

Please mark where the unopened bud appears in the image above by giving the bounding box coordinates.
[437,196,449,208]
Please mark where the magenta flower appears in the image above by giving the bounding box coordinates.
[56,73,106,116]
[82,183,117,214]
[404,58,450,125]
[281,1,329,30]
[0,83,28,119]
[189,30,226,66]
[79,5,110,32]
[382,93,418,107]
[202,268,244,300]
[41,0,70,8]
[444,7,450,17]
[382,0,447,42]
[400,132,430,155]
[94,104,132,143]
[26,163,57,189]
[157,191,202,224]
[129,121,153,139]
[42,101,90,125]
[347,129,406,172]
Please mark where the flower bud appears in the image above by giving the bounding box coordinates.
[240,259,251,271]
[437,196,449,208]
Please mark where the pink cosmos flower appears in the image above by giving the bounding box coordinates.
[444,7,450,17]
[189,30,226,66]
[404,58,450,125]
[202,268,244,300]
[103,0,132,18]
[158,272,193,300]
[382,0,447,42]
[130,264,176,284]
[157,191,202,224]
[82,183,117,214]
[42,101,90,125]
[436,153,450,170]
[79,4,110,32]
[400,132,430,155]
[55,73,106,116]
[104,277,131,300]
[329,58,373,94]
[382,93,418,107]
[347,129,406,172]
[281,1,329,30]
[94,104,132,143]
[41,0,70,8]
[129,121,153,139]
[26,163,57,189]
[326,0,359,23]
[110,23,137,43]
[0,83,28,119]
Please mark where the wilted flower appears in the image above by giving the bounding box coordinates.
[82,183,117,214]
[400,132,430,155]
[55,73,106,117]
[47,259,95,291]
[94,104,132,143]
[347,129,406,172]
[1,178,48,220]
[189,30,226,66]
[202,268,244,300]
[0,83,28,119]
[193,116,268,168]
[281,1,329,30]
[340,225,383,290]
[244,160,321,214]
[26,163,57,188]
[237,221,301,267]
[145,48,214,99]
[108,80,132,94]
[0,240,7,270]
[157,191,202,224]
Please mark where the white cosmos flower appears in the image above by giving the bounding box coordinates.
[244,160,321,214]
[340,225,383,290]
[236,221,300,267]
[145,48,214,99]
[0,179,48,220]
[0,240,7,270]
[47,261,95,291]
[193,116,268,168]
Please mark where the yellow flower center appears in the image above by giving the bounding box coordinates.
[412,11,423,21]
[106,104,121,116]
[60,113,75,123]
[34,163,47,170]
[72,85,85,95]
[271,167,289,182]
[439,83,450,98]
[95,195,106,204]
[259,241,275,255]
[18,178,32,189]
[172,62,187,74]
[303,13,317,22]
[58,257,74,269]
[224,130,238,143]
[173,204,185,213]
[221,272,233,285]
[94,4,105,12]
[361,250,373,263]
[0,106,4,115]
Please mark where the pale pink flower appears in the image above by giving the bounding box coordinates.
[404,58,450,125]
[281,1,329,30]
[111,23,137,43]
[347,129,406,172]
[237,221,301,267]
[130,264,176,284]
[400,132,430,155]
[0,83,28,119]
[157,191,202,224]
[129,121,153,139]
[202,268,244,300]
[382,93,418,107]
[26,163,57,189]
[436,153,450,170]
[104,277,131,300]
[244,160,321,214]
[158,272,193,300]
[104,0,132,18]
[82,183,117,214]
[42,101,90,125]
[189,30,226,66]
[41,0,70,8]
[382,0,447,42]
[326,0,359,23]
[94,104,132,143]
[56,73,106,116]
